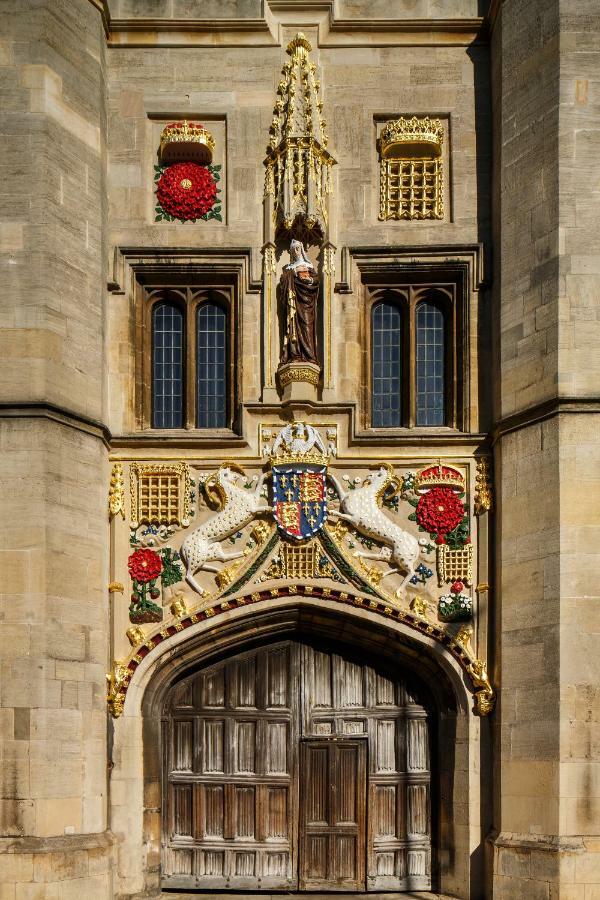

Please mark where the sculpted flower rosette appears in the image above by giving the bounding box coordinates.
[155,161,221,222]
[128,548,163,583]
[127,548,164,623]
[415,486,465,542]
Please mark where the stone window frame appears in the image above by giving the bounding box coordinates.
[133,269,244,436]
[109,248,258,442]
[336,245,486,438]
[136,278,238,434]
[140,284,234,431]
[367,284,456,430]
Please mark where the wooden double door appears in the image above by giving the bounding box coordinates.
[162,640,432,892]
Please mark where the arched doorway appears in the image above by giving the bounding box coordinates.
[161,638,433,892]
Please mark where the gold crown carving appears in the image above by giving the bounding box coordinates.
[271,445,330,466]
[415,463,464,494]
[379,116,444,159]
[159,120,215,165]
[269,423,330,466]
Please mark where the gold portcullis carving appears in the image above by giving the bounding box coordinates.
[378,117,444,221]
[130,462,191,529]
[437,543,473,586]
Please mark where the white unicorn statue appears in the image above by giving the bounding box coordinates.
[328,465,421,591]
[180,463,270,594]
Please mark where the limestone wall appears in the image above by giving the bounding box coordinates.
[0,0,112,896]
[492,1,600,896]
[105,21,490,434]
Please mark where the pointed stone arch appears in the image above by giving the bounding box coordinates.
[109,596,488,898]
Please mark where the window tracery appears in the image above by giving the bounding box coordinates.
[152,302,184,429]
[371,299,403,428]
[366,284,454,430]
[142,286,233,431]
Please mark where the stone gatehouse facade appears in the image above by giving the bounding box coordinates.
[1,1,599,898]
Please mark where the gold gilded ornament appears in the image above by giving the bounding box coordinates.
[159,120,215,165]
[170,593,190,618]
[251,521,271,545]
[474,457,493,515]
[215,562,241,590]
[126,626,145,647]
[109,463,125,520]
[410,596,431,619]
[378,117,444,222]
[468,658,495,715]
[264,32,336,240]
[277,362,320,388]
[130,462,191,529]
[107,662,129,718]
[455,624,473,651]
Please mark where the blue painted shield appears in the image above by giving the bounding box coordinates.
[272,465,328,541]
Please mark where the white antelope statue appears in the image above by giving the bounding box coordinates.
[328,465,421,590]
[180,464,270,595]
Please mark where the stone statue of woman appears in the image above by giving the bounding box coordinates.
[279,239,319,366]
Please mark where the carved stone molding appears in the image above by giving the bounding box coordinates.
[106,586,494,718]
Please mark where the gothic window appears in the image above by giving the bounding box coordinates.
[152,302,184,429]
[368,285,453,430]
[144,287,233,431]
[415,301,445,426]
[196,302,227,428]
[378,117,444,221]
[371,299,402,428]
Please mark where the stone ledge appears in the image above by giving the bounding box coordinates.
[492,397,600,444]
[156,894,451,900]
[0,402,111,447]
[491,831,587,853]
[0,830,114,854]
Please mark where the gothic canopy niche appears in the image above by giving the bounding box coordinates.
[264,33,336,244]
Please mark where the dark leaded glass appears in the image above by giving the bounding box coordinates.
[416,301,445,426]
[372,300,402,427]
[152,302,183,429]
[196,302,227,428]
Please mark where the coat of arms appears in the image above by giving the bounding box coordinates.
[269,424,329,541]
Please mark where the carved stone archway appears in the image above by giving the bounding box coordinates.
[108,597,487,899]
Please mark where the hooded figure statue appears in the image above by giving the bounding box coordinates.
[279,239,319,365]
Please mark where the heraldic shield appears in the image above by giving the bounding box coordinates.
[272,464,328,540]
[269,422,330,541]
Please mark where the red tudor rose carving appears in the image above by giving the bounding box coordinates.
[156,162,218,221]
[127,548,163,584]
[415,486,465,539]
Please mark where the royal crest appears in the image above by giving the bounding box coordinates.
[269,423,329,541]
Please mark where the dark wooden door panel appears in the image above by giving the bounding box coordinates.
[163,644,298,890]
[163,640,432,892]
[299,740,366,891]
